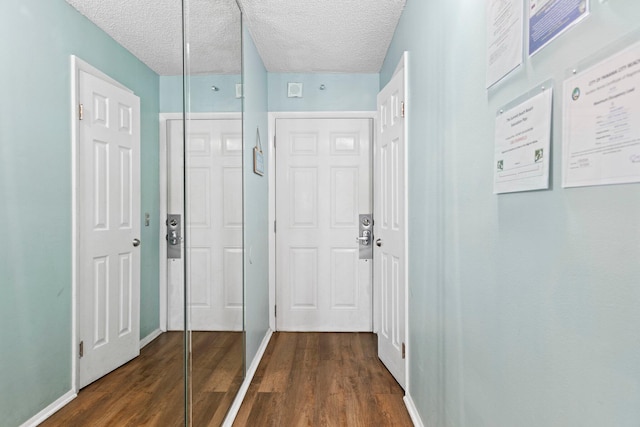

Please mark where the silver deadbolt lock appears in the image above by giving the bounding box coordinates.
[357,214,373,259]
[167,214,182,259]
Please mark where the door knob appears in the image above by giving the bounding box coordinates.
[376,239,382,247]
[133,238,141,247]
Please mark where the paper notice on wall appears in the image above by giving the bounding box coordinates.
[486,0,523,88]
[529,0,589,55]
[563,40,640,188]
[494,86,553,194]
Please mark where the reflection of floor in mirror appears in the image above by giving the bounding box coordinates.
[234,332,413,426]
[41,331,243,427]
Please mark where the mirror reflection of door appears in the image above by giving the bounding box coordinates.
[166,117,244,425]
[35,0,245,425]
[167,118,243,332]
[181,2,245,424]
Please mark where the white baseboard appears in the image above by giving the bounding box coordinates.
[404,394,424,427]
[140,328,163,349]
[20,390,76,427]
[222,328,273,427]
[21,329,162,427]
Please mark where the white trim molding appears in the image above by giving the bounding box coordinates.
[139,328,163,349]
[222,329,273,427]
[19,390,76,427]
[404,394,424,427]
[398,50,411,397]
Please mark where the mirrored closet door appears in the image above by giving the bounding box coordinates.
[38,1,247,426]
[180,1,245,425]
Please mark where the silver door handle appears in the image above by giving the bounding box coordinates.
[168,230,179,245]
[133,238,141,247]
[356,230,371,245]
[376,239,382,247]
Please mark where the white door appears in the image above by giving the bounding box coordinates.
[275,118,372,331]
[167,119,243,331]
[375,60,407,388]
[78,70,141,388]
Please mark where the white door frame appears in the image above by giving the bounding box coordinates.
[398,52,410,394]
[382,52,410,393]
[268,111,376,331]
[71,56,134,392]
[158,112,242,331]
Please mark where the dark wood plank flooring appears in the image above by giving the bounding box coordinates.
[42,332,411,426]
[41,331,243,427]
[234,332,413,427]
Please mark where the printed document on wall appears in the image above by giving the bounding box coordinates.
[486,0,523,88]
[494,87,553,194]
[529,0,589,56]
[563,40,640,187]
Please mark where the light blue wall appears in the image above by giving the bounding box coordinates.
[160,74,242,113]
[382,1,640,426]
[0,1,160,425]
[242,27,270,366]
[268,73,378,111]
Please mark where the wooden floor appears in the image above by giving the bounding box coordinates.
[42,332,411,426]
[41,331,243,427]
[234,332,413,427]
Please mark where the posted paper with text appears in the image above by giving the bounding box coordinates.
[487,0,523,88]
[494,87,553,194]
[563,40,640,187]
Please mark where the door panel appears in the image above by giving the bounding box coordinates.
[167,119,243,331]
[79,70,140,388]
[331,248,358,308]
[290,167,318,227]
[275,118,372,331]
[290,247,318,308]
[375,65,407,389]
[331,167,359,227]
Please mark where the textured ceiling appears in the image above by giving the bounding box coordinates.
[238,0,406,73]
[65,0,405,76]
[65,0,241,75]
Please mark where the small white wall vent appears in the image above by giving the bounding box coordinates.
[287,82,303,98]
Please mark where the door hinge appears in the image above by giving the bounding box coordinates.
[401,101,405,118]
[274,305,277,317]
[273,135,276,148]
[79,340,84,358]
[402,342,406,359]
[274,220,276,233]
[78,103,84,121]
